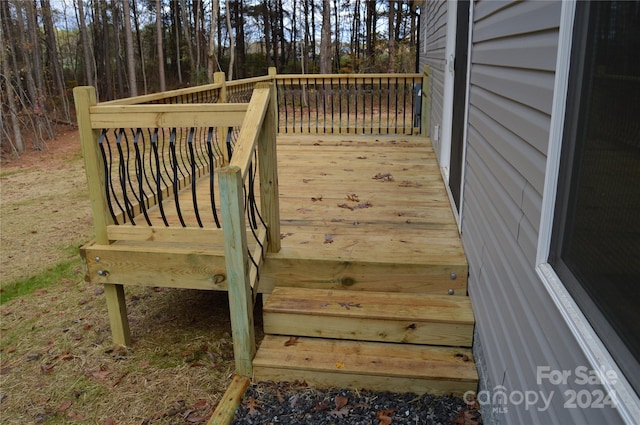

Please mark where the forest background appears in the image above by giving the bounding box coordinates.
[1,0,420,155]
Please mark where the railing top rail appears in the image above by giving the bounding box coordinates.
[274,73,422,81]
[225,75,272,88]
[88,103,248,129]
[100,81,225,106]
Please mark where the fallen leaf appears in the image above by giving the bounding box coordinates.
[324,234,334,244]
[105,418,116,425]
[455,352,470,362]
[6,346,16,354]
[276,388,285,403]
[357,156,367,159]
[346,193,359,202]
[284,336,299,346]
[57,400,73,412]
[244,397,260,416]
[89,368,111,382]
[377,409,395,425]
[310,400,330,412]
[40,363,55,374]
[338,203,355,211]
[67,411,84,421]
[334,395,348,410]
[451,410,480,425]
[186,412,207,423]
[280,232,293,239]
[373,172,394,181]
[399,180,422,188]
[338,302,362,310]
[302,179,313,183]
[311,195,323,202]
[34,289,47,296]
[328,406,350,418]
[193,399,208,410]
[335,362,345,369]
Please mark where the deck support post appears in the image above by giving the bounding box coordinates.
[258,79,281,253]
[73,86,132,347]
[214,71,230,165]
[219,165,255,376]
[421,66,431,137]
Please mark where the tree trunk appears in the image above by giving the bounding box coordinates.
[180,0,194,83]
[41,0,70,121]
[122,0,138,96]
[225,0,235,80]
[207,0,219,81]
[388,0,395,72]
[132,0,147,94]
[76,0,94,87]
[0,4,24,153]
[320,0,331,74]
[156,0,166,91]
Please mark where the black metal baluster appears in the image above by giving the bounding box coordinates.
[116,129,136,224]
[187,127,203,227]
[98,130,119,224]
[150,129,169,226]
[206,127,221,228]
[133,129,152,225]
[169,129,186,227]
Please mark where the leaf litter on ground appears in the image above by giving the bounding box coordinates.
[233,381,482,425]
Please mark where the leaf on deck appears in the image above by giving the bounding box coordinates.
[338,302,362,310]
[311,195,323,202]
[284,336,299,346]
[346,193,359,202]
[324,234,334,244]
[373,173,394,182]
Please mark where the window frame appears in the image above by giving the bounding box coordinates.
[536,0,640,422]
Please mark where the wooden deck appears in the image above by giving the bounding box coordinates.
[264,133,467,295]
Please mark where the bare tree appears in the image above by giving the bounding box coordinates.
[122,0,138,96]
[225,0,235,80]
[207,0,219,81]
[320,0,331,74]
[156,0,166,91]
[0,6,24,154]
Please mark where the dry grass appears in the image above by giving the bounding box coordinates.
[0,129,241,424]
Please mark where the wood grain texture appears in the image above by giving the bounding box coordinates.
[263,287,473,346]
[207,375,251,425]
[253,335,477,396]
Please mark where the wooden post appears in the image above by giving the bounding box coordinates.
[421,65,431,137]
[268,67,278,132]
[258,81,281,253]
[73,86,132,347]
[214,71,230,165]
[219,165,255,376]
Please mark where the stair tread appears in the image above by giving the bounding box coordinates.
[264,287,474,324]
[253,335,477,382]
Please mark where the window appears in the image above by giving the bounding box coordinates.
[550,1,640,393]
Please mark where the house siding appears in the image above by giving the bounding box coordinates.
[420,1,626,423]
[421,0,447,155]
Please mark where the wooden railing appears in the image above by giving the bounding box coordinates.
[74,68,428,377]
[74,80,279,376]
[274,72,423,135]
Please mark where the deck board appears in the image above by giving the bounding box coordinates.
[117,134,467,294]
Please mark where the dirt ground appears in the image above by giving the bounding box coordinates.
[0,130,236,424]
[1,127,93,284]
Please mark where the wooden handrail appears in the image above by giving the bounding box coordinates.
[88,103,248,129]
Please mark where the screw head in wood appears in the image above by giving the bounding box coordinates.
[448,289,455,295]
[95,257,100,262]
[450,273,457,280]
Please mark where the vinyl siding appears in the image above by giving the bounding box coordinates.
[420,0,447,154]
[452,0,622,423]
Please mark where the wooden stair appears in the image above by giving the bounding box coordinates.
[253,287,477,396]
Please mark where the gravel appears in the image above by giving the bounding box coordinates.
[233,381,482,424]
